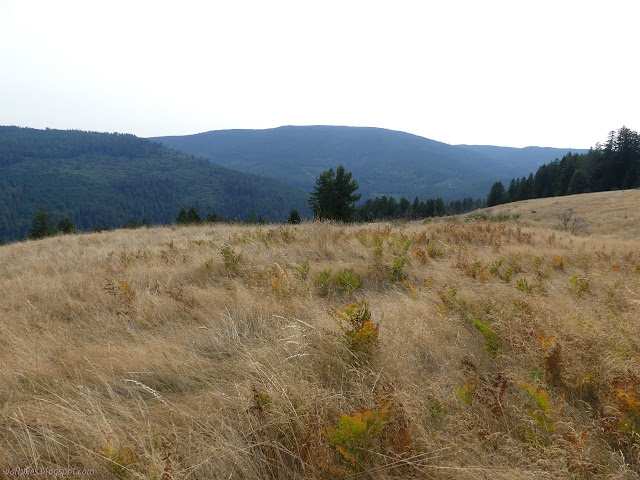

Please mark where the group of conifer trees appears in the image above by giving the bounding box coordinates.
[354,195,481,221]
[487,126,640,207]
[27,206,76,239]
[24,205,151,240]
[307,164,482,222]
[175,207,274,225]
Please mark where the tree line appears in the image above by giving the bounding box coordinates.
[487,126,640,206]
[175,207,272,225]
[307,164,482,222]
[354,195,481,221]
[14,163,480,244]
[25,205,151,240]
[19,204,274,242]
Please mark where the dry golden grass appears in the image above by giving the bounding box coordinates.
[486,189,640,240]
[1,191,639,479]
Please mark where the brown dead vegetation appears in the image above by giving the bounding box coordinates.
[0,191,639,478]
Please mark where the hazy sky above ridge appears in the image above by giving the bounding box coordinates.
[1,0,638,148]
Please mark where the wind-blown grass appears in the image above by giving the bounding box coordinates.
[1,191,639,478]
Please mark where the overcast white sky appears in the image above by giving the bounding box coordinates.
[1,0,638,148]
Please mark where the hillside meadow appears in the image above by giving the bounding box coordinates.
[1,191,639,479]
[486,189,640,240]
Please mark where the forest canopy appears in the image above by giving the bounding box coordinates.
[0,127,309,241]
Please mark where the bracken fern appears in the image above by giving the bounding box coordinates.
[331,299,379,357]
[325,408,386,469]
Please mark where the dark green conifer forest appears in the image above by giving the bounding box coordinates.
[0,127,310,241]
[486,127,640,206]
[354,195,481,221]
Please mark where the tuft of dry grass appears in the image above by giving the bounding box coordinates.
[1,191,639,478]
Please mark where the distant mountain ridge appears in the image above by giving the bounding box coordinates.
[153,126,587,201]
[455,144,589,178]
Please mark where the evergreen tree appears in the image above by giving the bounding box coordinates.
[308,165,360,221]
[176,207,202,224]
[425,199,436,217]
[462,197,475,212]
[308,169,336,219]
[449,199,462,214]
[287,208,302,224]
[29,206,55,239]
[411,197,420,219]
[387,196,398,218]
[508,179,519,202]
[176,208,189,224]
[524,174,535,199]
[57,216,76,234]
[398,197,411,217]
[122,218,147,229]
[566,169,587,195]
[487,182,507,207]
[186,207,202,223]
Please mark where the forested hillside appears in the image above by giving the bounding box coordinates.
[0,127,309,241]
[487,127,640,206]
[153,126,586,201]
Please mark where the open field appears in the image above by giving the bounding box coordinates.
[485,189,640,240]
[1,191,639,479]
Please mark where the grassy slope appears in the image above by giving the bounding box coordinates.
[485,189,640,240]
[1,191,639,479]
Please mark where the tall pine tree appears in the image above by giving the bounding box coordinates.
[487,182,507,207]
[308,165,360,221]
[29,206,55,239]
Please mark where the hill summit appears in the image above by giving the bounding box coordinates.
[153,125,587,201]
